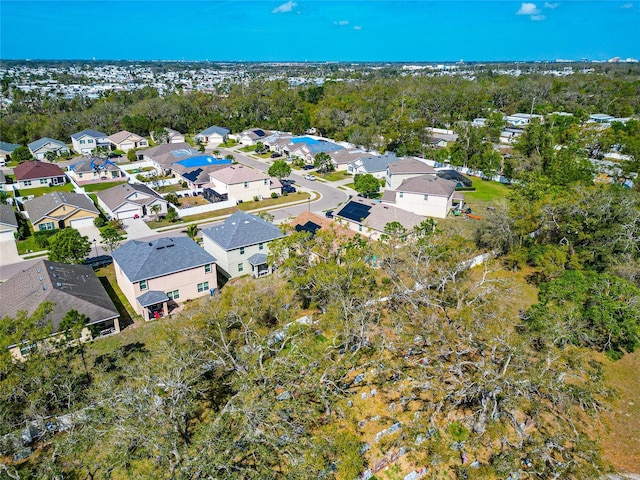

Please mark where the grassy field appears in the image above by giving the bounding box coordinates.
[95,264,140,327]
[319,170,352,181]
[15,182,74,197]
[83,181,127,192]
[599,349,640,474]
[463,179,511,205]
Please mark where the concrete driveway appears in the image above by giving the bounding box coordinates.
[0,239,21,265]
[75,223,103,244]
[122,217,154,239]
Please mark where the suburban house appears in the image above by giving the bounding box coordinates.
[111,237,217,321]
[334,196,425,240]
[505,113,543,128]
[0,260,120,361]
[237,128,269,145]
[108,130,149,152]
[96,183,168,220]
[23,191,99,231]
[348,153,399,178]
[0,141,20,163]
[151,128,186,144]
[13,160,66,190]
[70,129,111,155]
[168,155,233,189]
[27,137,71,160]
[0,203,19,241]
[385,157,437,189]
[194,126,230,145]
[142,142,198,173]
[427,136,449,149]
[207,165,280,203]
[327,148,367,171]
[288,137,344,164]
[202,211,284,280]
[289,211,357,264]
[381,175,459,218]
[67,157,126,184]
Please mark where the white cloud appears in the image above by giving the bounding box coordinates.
[272,1,297,14]
[531,14,546,20]
[621,3,633,8]
[517,2,540,15]
[544,2,559,9]
[334,20,349,26]
[353,25,362,30]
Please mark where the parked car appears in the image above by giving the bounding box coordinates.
[84,255,113,269]
[283,185,297,193]
[325,210,334,219]
[281,179,295,186]
[270,152,282,158]
[304,174,316,181]
[302,165,315,170]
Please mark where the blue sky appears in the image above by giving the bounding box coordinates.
[1,1,639,61]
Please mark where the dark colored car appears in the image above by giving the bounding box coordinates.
[270,152,282,158]
[281,179,295,186]
[325,210,334,219]
[84,255,113,269]
[302,164,315,170]
[283,185,297,193]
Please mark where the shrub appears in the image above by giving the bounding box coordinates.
[94,216,106,228]
[34,230,58,249]
[181,181,188,188]
[253,196,260,202]
[271,192,278,199]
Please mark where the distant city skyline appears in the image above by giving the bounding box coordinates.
[1,1,639,62]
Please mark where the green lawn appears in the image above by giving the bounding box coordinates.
[147,192,311,229]
[16,235,45,255]
[463,179,511,204]
[15,182,74,197]
[156,184,184,193]
[83,181,127,192]
[239,145,257,153]
[95,264,140,326]
[320,170,352,181]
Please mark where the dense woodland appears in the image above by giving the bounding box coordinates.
[1,66,640,479]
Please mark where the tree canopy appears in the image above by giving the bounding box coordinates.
[48,228,91,264]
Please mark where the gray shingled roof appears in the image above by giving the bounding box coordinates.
[71,129,107,140]
[357,153,398,173]
[388,158,436,175]
[111,237,217,283]
[0,204,18,228]
[336,197,425,233]
[24,192,99,224]
[0,260,119,333]
[197,125,230,137]
[137,290,169,307]
[96,183,166,211]
[247,253,267,266]
[396,175,457,197]
[28,137,68,152]
[202,211,284,251]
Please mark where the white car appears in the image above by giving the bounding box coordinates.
[304,174,316,181]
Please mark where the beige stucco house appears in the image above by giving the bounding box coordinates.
[23,191,99,231]
[207,165,280,203]
[108,130,149,152]
[381,175,458,219]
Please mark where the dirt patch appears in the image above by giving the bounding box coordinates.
[599,349,640,474]
[179,195,208,207]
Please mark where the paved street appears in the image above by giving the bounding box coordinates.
[0,146,352,282]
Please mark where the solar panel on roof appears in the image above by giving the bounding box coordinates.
[295,221,321,236]
[338,201,371,222]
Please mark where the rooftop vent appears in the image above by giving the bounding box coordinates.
[56,282,62,287]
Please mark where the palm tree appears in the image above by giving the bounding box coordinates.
[185,224,199,242]
[212,149,220,158]
[150,204,161,220]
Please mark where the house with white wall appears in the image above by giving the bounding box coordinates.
[71,129,110,154]
[207,165,280,203]
[381,175,458,219]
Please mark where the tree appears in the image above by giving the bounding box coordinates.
[165,193,181,206]
[212,149,220,157]
[267,159,291,180]
[44,151,57,163]
[12,145,32,162]
[150,203,161,219]
[185,224,199,241]
[314,151,334,173]
[224,154,235,162]
[353,173,380,198]
[100,225,125,253]
[166,206,179,222]
[126,148,137,162]
[59,309,91,382]
[48,228,91,264]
